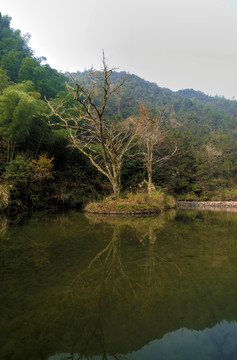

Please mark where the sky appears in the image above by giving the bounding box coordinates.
[1,0,237,99]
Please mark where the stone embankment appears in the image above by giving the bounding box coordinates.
[178,201,237,210]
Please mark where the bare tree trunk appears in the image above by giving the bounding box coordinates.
[147,143,155,195]
[112,171,120,198]
[147,166,154,196]
[137,104,177,196]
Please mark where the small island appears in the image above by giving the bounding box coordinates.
[84,190,176,214]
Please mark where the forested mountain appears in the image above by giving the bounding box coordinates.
[71,70,237,125]
[1,11,237,212]
[71,70,237,198]
[177,88,237,117]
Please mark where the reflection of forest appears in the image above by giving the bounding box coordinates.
[1,210,237,359]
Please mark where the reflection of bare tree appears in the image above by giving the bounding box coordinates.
[83,211,180,292]
[63,317,127,360]
[64,222,135,360]
[145,226,158,285]
[69,223,135,301]
[88,225,134,296]
[63,212,179,360]
[142,224,181,290]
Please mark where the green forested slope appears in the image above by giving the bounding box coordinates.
[71,70,237,199]
[0,13,100,210]
[1,12,237,211]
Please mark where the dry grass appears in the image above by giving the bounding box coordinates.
[84,190,176,214]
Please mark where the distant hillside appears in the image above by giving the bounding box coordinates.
[177,88,237,117]
[70,70,237,131]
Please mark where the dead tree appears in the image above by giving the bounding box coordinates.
[47,52,137,198]
[137,104,177,195]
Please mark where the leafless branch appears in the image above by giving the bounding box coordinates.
[46,53,135,197]
[152,141,178,166]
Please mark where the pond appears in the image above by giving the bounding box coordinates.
[1,209,237,360]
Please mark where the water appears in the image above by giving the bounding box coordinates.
[1,209,237,360]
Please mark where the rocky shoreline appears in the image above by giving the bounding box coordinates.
[178,201,237,210]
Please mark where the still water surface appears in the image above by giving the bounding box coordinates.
[1,209,237,359]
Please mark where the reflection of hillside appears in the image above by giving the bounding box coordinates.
[129,321,237,360]
[1,210,237,359]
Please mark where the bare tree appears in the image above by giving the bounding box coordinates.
[47,52,137,198]
[137,104,177,195]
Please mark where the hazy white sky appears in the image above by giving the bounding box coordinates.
[1,0,237,99]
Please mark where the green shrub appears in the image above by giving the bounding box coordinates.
[2,154,55,209]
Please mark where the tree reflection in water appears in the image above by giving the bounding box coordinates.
[137,213,181,288]
[60,211,177,360]
[2,210,237,360]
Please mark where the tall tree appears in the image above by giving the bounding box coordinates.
[0,81,41,161]
[47,53,137,198]
[1,50,23,81]
[18,57,65,98]
[0,67,9,93]
[0,13,32,80]
[137,104,177,194]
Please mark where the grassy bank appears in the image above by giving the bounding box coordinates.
[84,190,176,214]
